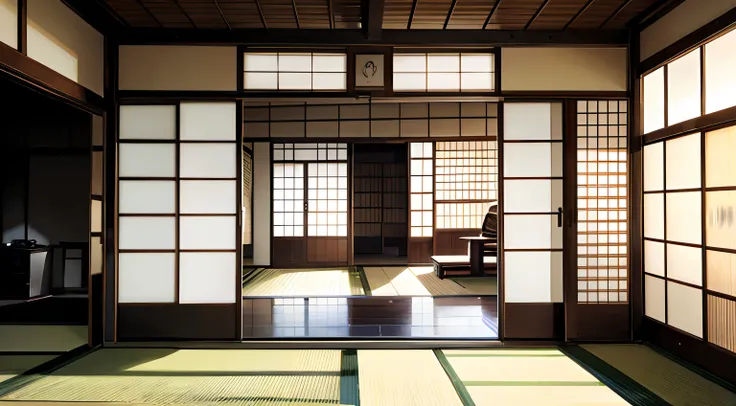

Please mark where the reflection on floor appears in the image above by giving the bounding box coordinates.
[243,296,498,338]
[5,347,714,406]
[243,267,496,298]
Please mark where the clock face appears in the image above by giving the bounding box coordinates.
[355,54,384,88]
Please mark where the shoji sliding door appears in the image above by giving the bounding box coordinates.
[117,102,241,341]
[272,143,349,267]
[502,102,564,339]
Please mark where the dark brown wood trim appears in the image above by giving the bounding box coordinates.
[18,0,26,54]
[639,6,736,75]
[118,304,238,341]
[497,101,505,340]
[236,99,244,340]
[643,317,736,386]
[0,41,105,115]
[643,105,736,144]
[504,303,563,340]
[634,0,687,31]
[501,91,629,99]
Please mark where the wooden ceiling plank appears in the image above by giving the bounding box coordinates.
[483,0,502,30]
[292,0,301,28]
[212,0,232,29]
[328,0,335,28]
[254,0,268,28]
[563,0,596,29]
[524,0,551,30]
[172,0,197,28]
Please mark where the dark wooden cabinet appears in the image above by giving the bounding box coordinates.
[0,247,51,299]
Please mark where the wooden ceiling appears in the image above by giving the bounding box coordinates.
[102,0,670,30]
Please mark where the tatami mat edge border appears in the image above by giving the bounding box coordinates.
[356,267,372,297]
[340,349,360,406]
[0,344,98,398]
[434,349,476,406]
[559,345,668,406]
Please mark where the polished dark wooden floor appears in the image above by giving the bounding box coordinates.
[243,296,498,339]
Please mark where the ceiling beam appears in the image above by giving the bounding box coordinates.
[328,0,335,29]
[292,0,301,29]
[483,0,503,30]
[117,28,629,46]
[213,0,231,30]
[525,0,550,30]
[408,0,418,29]
[61,0,127,35]
[563,0,595,30]
[599,0,632,29]
[363,0,385,38]
[631,0,685,29]
[254,0,267,28]
[443,0,458,30]
[173,0,197,29]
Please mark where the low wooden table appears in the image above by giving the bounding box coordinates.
[459,236,497,276]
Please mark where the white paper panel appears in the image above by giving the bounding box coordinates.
[180,216,236,250]
[460,119,486,137]
[279,72,311,90]
[244,72,277,90]
[0,0,17,50]
[461,73,493,91]
[645,275,666,323]
[504,251,562,303]
[503,143,561,178]
[428,73,460,90]
[705,190,736,250]
[666,133,701,190]
[91,200,102,233]
[394,54,426,72]
[306,121,339,138]
[643,193,665,239]
[503,103,553,140]
[313,73,346,90]
[461,54,493,72]
[180,180,237,214]
[253,143,271,266]
[119,105,176,140]
[271,122,306,138]
[644,240,665,277]
[279,54,311,71]
[394,73,426,91]
[371,120,400,138]
[705,28,736,114]
[180,143,237,178]
[179,252,236,304]
[643,142,664,191]
[401,120,429,137]
[429,119,458,137]
[180,102,237,141]
[119,217,176,250]
[119,181,176,214]
[91,236,102,275]
[666,192,702,244]
[503,215,561,250]
[644,67,665,133]
[705,125,736,188]
[244,53,277,71]
[667,243,703,286]
[667,281,703,338]
[118,253,175,303]
[667,49,701,125]
[119,144,176,178]
[312,54,346,72]
[503,179,561,213]
[340,121,370,138]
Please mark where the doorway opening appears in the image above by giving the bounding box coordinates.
[353,143,408,265]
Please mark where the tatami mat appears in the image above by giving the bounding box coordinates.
[0,325,87,352]
[0,355,56,384]
[1,349,345,406]
[442,349,628,406]
[242,268,364,297]
[364,266,496,297]
[582,344,736,406]
[358,350,463,406]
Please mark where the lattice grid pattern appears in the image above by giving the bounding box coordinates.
[273,163,305,237]
[576,100,629,304]
[307,163,348,237]
[410,143,433,237]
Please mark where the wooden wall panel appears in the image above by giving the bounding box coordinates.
[505,303,563,340]
[118,304,238,340]
[708,295,736,353]
[272,238,305,268]
[408,238,432,264]
[307,237,348,265]
[434,229,479,256]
